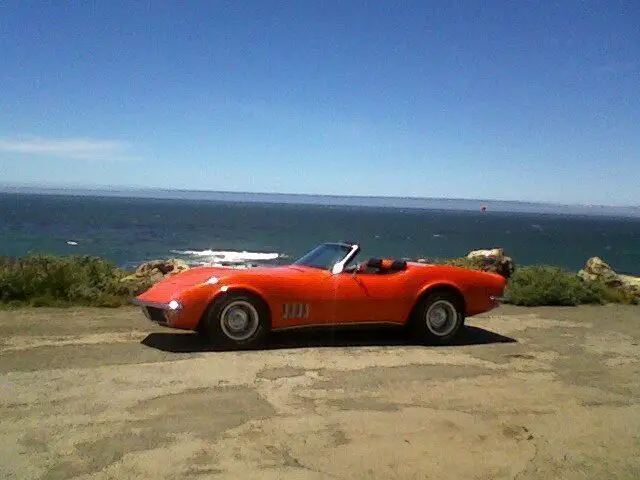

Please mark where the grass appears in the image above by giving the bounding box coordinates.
[0,254,636,308]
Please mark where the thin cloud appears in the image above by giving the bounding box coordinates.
[0,137,138,160]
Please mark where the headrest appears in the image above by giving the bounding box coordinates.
[365,258,407,271]
[390,260,407,270]
[366,258,383,268]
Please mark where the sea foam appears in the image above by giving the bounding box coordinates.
[169,249,281,267]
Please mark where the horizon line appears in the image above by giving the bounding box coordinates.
[0,182,639,211]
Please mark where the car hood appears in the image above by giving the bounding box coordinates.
[134,264,305,304]
[133,266,228,304]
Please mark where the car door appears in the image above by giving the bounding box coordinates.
[266,267,338,328]
[331,269,410,324]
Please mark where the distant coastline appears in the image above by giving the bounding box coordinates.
[1,184,639,218]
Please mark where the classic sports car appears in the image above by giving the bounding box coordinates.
[131,242,507,348]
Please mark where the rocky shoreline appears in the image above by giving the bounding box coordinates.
[0,249,638,307]
[118,248,639,305]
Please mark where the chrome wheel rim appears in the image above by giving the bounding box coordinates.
[425,300,458,337]
[220,300,260,341]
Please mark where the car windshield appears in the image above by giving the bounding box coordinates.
[293,243,354,270]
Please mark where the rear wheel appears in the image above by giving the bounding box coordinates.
[410,291,465,345]
[202,293,270,349]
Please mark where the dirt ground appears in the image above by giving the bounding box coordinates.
[1,305,639,480]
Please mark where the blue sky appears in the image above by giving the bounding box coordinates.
[1,1,638,205]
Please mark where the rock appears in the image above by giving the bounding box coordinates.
[619,274,640,295]
[467,248,505,259]
[577,257,621,286]
[465,248,515,279]
[135,259,190,276]
[120,270,163,284]
[578,257,640,300]
[120,258,191,293]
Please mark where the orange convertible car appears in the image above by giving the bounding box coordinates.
[132,242,507,348]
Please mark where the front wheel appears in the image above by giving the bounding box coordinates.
[410,292,465,345]
[202,293,270,349]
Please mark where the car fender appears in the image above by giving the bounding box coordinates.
[203,281,273,319]
[414,280,468,314]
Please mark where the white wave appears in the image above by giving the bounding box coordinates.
[170,249,281,264]
[191,261,258,269]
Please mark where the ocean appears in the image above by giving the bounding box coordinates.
[1,192,639,275]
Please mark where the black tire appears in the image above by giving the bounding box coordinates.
[409,291,465,345]
[202,292,270,349]
[195,320,209,338]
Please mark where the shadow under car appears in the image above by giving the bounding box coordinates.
[140,324,517,353]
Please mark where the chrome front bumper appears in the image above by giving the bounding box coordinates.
[130,298,174,310]
[130,298,179,326]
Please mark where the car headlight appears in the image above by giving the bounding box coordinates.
[164,300,183,323]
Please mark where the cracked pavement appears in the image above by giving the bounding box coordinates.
[1,304,639,479]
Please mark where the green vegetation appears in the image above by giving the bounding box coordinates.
[505,265,597,306]
[505,265,637,306]
[0,254,636,308]
[424,257,489,271]
[0,255,149,308]
[434,257,637,306]
[441,256,487,270]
